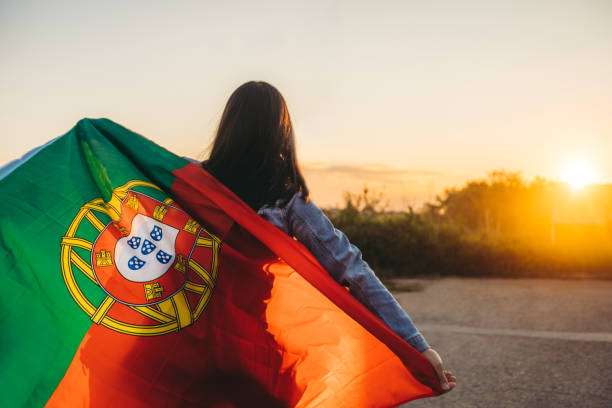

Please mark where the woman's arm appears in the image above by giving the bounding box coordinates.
[259,194,456,390]
[270,194,430,352]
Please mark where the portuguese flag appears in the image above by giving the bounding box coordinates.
[0,119,442,407]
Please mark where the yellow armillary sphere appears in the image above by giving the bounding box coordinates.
[60,180,221,336]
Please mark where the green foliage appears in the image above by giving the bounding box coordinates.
[326,178,612,279]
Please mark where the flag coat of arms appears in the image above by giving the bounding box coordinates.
[0,119,443,407]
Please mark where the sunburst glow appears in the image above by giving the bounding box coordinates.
[561,160,597,189]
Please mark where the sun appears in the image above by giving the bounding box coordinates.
[561,160,596,189]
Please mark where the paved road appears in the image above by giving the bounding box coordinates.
[391,278,612,408]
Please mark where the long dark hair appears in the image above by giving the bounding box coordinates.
[204,81,309,210]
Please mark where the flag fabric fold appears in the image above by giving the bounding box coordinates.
[0,118,442,407]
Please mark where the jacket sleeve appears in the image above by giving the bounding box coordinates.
[284,195,430,352]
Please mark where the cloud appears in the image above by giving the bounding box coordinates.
[301,162,440,184]
[300,163,450,209]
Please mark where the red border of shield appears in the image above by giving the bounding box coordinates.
[91,191,199,306]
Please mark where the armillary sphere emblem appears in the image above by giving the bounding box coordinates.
[60,180,221,336]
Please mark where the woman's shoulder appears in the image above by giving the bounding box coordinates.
[258,190,307,211]
[257,190,314,235]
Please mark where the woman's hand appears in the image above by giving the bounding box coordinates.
[421,348,456,392]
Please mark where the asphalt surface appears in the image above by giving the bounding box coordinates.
[392,278,612,408]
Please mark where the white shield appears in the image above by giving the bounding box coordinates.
[114,214,180,282]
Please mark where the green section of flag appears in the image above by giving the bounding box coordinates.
[0,119,188,407]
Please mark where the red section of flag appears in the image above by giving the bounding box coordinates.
[48,163,441,407]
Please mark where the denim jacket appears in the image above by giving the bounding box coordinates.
[258,192,430,352]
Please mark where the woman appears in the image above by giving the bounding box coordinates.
[203,81,456,392]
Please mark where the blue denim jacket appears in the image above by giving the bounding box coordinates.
[258,192,430,352]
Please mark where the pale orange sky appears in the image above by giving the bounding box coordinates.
[1,0,611,208]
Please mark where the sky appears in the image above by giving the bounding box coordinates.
[1,0,611,208]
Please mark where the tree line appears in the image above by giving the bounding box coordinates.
[325,171,612,279]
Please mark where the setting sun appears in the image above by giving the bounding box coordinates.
[561,160,597,189]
